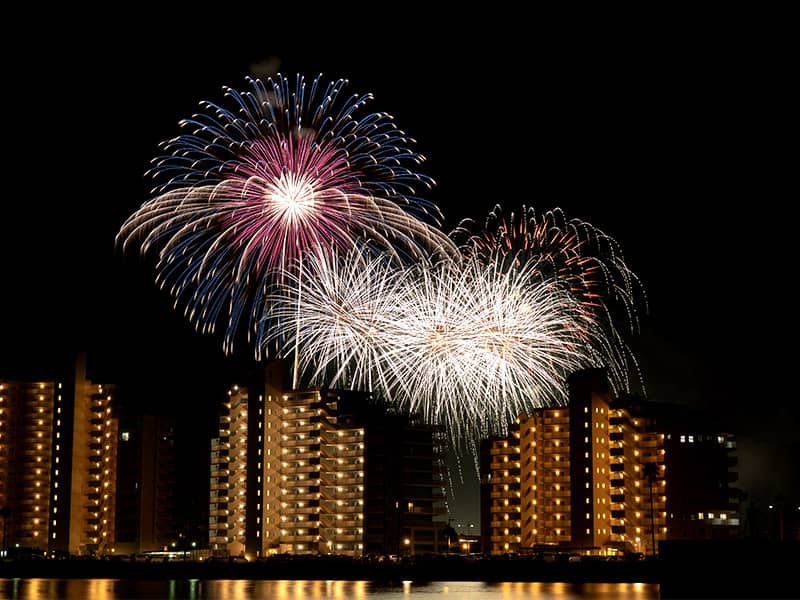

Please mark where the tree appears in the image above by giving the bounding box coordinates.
[441,522,458,552]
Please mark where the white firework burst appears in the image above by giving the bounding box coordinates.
[267,247,628,445]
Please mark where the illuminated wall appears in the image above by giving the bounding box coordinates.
[482,368,676,556]
[68,357,118,555]
[211,363,444,558]
[0,380,57,551]
[1,354,117,556]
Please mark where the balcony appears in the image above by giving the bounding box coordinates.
[282,504,320,515]
[538,458,570,467]
[323,476,362,488]
[286,450,319,461]
[322,448,361,459]
[489,491,518,500]
[540,476,569,485]
[327,534,361,543]
[320,517,361,528]
[488,444,518,456]
[283,423,317,435]
[320,429,360,442]
[539,519,572,528]
[281,490,318,501]
[320,489,361,501]
[536,492,570,504]
[283,438,314,449]
[284,463,320,475]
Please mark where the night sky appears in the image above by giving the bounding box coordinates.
[1,14,796,530]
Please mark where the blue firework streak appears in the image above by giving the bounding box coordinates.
[117,74,456,357]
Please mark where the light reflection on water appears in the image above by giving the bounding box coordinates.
[0,578,659,599]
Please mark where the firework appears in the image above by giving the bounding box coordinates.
[456,205,644,389]
[117,74,456,360]
[457,205,641,318]
[269,245,630,444]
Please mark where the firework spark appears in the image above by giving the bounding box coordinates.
[117,74,455,357]
[457,205,642,319]
[268,243,632,444]
[457,205,645,390]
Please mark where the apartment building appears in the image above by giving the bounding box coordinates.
[210,363,445,558]
[0,354,117,555]
[481,368,739,555]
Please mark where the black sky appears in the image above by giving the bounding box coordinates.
[1,13,796,528]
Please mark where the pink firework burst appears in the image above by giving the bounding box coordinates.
[117,74,456,358]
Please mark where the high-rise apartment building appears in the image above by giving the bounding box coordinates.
[481,369,618,554]
[0,379,59,552]
[209,363,445,558]
[0,354,118,555]
[481,368,739,556]
[607,397,667,556]
[115,413,177,554]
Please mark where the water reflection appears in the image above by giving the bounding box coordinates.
[492,581,656,599]
[0,578,659,599]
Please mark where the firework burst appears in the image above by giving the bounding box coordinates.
[269,244,631,445]
[117,74,455,358]
[456,205,645,391]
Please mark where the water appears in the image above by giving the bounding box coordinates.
[0,578,659,599]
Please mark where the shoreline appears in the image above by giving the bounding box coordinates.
[0,554,658,583]
[3,540,798,598]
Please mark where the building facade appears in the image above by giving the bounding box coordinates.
[0,379,59,552]
[115,413,177,554]
[481,368,739,556]
[209,363,445,558]
[481,369,618,554]
[0,354,118,555]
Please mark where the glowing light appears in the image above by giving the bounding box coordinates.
[269,237,636,445]
[118,74,455,359]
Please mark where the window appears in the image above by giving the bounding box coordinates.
[121,432,130,442]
